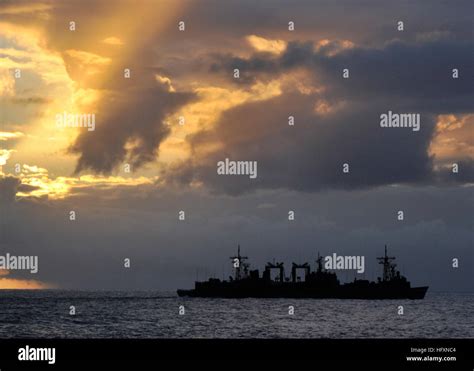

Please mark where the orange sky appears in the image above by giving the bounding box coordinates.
[0,269,52,289]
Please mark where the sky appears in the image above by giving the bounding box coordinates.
[0,0,472,291]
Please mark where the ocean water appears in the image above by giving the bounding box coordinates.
[0,290,473,338]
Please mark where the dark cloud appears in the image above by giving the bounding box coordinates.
[69,81,195,174]
[161,37,473,194]
[0,175,40,203]
[211,38,474,113]
[209,52,279,85]
[169,0,474,46]
[436,159,474,184]
[164,93,439,194]
[17,183,40,193]
[0,175,21,203]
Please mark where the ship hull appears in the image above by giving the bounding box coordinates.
[177,285,429,300]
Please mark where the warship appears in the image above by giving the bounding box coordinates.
[177,245,428,299]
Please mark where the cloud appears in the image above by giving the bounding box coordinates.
[0,149,15,166]
[435,159,474,184]
[64,49,111,67]
[246,35,287,55]
[429,114,474,162]
[0,175,21,202]
[102,36,124,46]
[69,78,195,174]
[1,168,156,200]
[22,164,48,174]
[163,38,473,194]
[0,1,51,16]
[163,93,440,194]
[210,39,473,112]
[0,0,198,176]
[0,131,24,141]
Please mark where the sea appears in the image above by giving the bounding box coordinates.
[0,291,473,338]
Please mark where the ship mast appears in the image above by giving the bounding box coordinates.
[377,245,396,281]
[316,252,324,272]
[230,244,248,280]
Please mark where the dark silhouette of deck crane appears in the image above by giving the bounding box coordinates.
[291,262,310,282]
[377,245,397,281]
[264,261,285,282]
[230,244,248,280]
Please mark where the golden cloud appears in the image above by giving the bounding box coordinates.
[315,38,355,56]
[155,74,176,92]
[15,169,155,200]
[0,149,15,166]
[64,49,112,77]
[0,131,24,141]
[429,114,474,163]
[102,36,124,46]
[0,2,52,16]
[246,35,287,55]
[160,79,283,163]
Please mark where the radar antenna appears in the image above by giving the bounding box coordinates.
[377,245,396,281]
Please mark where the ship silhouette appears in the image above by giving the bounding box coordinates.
[177,245,428,299]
